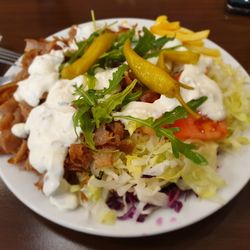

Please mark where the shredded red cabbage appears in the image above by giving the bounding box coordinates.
[136,213,148,222]
[169,200,183,212]
[136,204,156,223]
[106,190,124,211]
[118,206,136,220]
[107,185,193,222]
[161,184,185,213]
[117,192,138,220]
[125,191,138,204]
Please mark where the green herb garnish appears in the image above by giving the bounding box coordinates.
[92,79,137,128]
[134,27,174,58]
[102,64,128,95]
[73,64,134,149]
[99,28,135,67]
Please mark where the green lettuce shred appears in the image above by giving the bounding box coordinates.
[209,58,250,150]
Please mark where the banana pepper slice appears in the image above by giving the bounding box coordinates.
[61,32,116,79]
[123,40,199,118]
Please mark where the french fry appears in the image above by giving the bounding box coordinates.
[176,30,210,42]
[156,15,168,23]
[151,16,210,43]
[178,27,194,34]
[151,25,209,42]
[154,21,180,31]
[186,45,220,57]
[150,26,176,37]
[184,40,204,47]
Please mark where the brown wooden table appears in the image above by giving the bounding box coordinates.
[1,1,250,249]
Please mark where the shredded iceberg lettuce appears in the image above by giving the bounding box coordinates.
[180,142,225,198]
[209,59,250,149]
[81,134,226,224]
[101,210,117,224]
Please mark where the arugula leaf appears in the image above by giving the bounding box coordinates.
[115,115,155,128]
[153,96,207,128]
[79,112,96,150]
[92,79,137,127]
[100,49,123,61]
[102,64,128,95]
[158,128,207,165]
[85,74,96,89]
[98,29,135,68]
[154,36,172,49]
[72,105,90,134]
[88,63,100,76]
[123,89,143,104]
[73,85,98,107]
[113,28,135,49]
[134,27,174,58]
[72,84,99,149]
[134,27,156,56]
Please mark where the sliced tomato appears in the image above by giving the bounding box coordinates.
[172,114,228,141]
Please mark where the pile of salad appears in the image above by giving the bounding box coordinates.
[0,15,250,225]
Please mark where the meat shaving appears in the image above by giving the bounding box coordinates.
[64,144,93,172]
[8,140,28,164]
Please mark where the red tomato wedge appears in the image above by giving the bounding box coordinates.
[172,114,228,141]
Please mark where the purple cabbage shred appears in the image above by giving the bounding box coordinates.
[161,183,186,213]
[169,200,183,212]
[106,190,124,211]
[118,192,139,221]
[118,206,137,220]
[125,191,139,204]
[136,213,148,223]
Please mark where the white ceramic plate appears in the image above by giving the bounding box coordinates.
[1,18,250,237]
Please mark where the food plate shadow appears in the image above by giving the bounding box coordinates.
[33,195,241,250]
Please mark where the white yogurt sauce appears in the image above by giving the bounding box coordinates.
[75,24,100,42]
[11,59,118,209]
[25,104,77,196]
[24,75,84,196]
[12,73,84,210]
[94,67,119,90]
[46,75,84,111]
[180,64,225,120]
[49,179,79,210]
[11,123,27,138]
[14,50,64,106]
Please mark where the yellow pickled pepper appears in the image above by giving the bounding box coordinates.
[123,40,200,118]
[61,32,117,79]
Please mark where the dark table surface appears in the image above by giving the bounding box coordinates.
[1,0,250,249]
